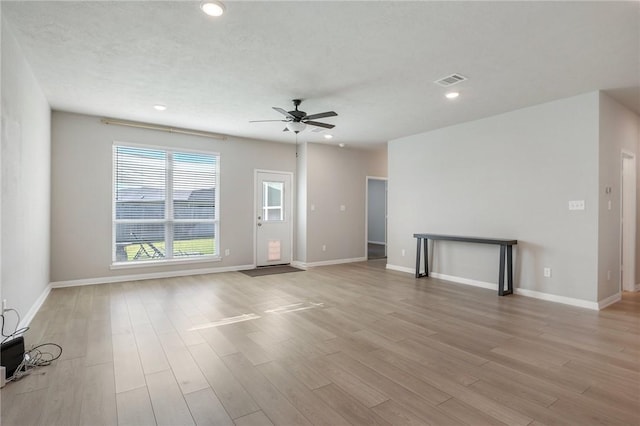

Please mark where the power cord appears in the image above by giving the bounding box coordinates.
[1,308,29,343]
[1,308,63,383]
[8,343,63,382]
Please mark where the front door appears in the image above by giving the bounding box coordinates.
[255,171,292,266]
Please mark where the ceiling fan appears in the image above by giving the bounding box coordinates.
[250,99,337,133]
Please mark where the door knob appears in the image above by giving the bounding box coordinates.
[257,223,262,227]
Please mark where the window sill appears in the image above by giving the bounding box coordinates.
[111,255,222,270]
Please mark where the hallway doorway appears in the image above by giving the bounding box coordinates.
[366,177,387,260]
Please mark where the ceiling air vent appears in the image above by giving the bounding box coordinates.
[434,73,467,87]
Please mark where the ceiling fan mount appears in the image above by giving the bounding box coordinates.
[250,99,337,133]
[288,99,306,121]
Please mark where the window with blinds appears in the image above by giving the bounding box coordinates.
[113,144,219,263]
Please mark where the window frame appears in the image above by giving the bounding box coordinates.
[111,141,221,267]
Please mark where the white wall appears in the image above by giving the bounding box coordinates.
[388,92,600,303]
[598,92,639,299]
[1,8,3,317]
[50,111,296,283]
[304,143,386,264]
[1,20,51,321]
[295,141,308,263]
[367,179,386,244]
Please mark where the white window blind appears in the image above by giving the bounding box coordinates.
[113,144,219,263]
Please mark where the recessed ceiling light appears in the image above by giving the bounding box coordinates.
[338,143,345,148]
[153,104,167,111]
[324,134,333,139]
[200,0,225,17]
[445,92,459,99]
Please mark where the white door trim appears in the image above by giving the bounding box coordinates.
[365,176,388,260]
[253,169,294,267]
[620,151,636,292]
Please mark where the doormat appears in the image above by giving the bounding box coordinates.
[240,265,304,277]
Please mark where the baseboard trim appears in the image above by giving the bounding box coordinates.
[300,257,367,268]
[597,292,622,310]
[430,272,498,291]
[514,288,598,310]
[290,261,308,270]
[50,264,255,288]
[20,284,52,328]
[385,264,414,274]
[384,265,599,310]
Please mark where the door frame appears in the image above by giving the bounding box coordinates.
[253,169,294,267]
[365,176,388,260]
[620,151,637,292]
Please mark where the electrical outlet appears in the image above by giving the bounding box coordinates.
[224,249,230,256]
[607,270,611,281]
[401,249,406,257]
[322,245,326,252]
[608,200,612,210]
[568,200,585,211]
[543,267,552,278]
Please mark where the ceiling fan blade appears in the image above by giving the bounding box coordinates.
[249,119,286,123]
[305,121,335,129]
[273,107,295,119]
[303,111,337,121]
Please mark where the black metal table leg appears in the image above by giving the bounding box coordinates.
[506,245,513,295]
[415,237,422,278]
[415,237,429,278]
[424,238,429,277]
[498,244,506,296]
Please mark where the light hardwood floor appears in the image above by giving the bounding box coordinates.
[2,260,639,425]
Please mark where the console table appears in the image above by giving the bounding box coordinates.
[413,234,518,296]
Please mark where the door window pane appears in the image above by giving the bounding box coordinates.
[266,182,283,206]
[267,208,283,221]
[263,181,284,221]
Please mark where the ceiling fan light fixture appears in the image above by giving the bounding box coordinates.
[286,121,307,133]
[324,134,333,139]
[200,0,225,17]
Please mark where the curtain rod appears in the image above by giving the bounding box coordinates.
[100,118,227,140]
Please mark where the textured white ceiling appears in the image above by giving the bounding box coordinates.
[3,1,639,148]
